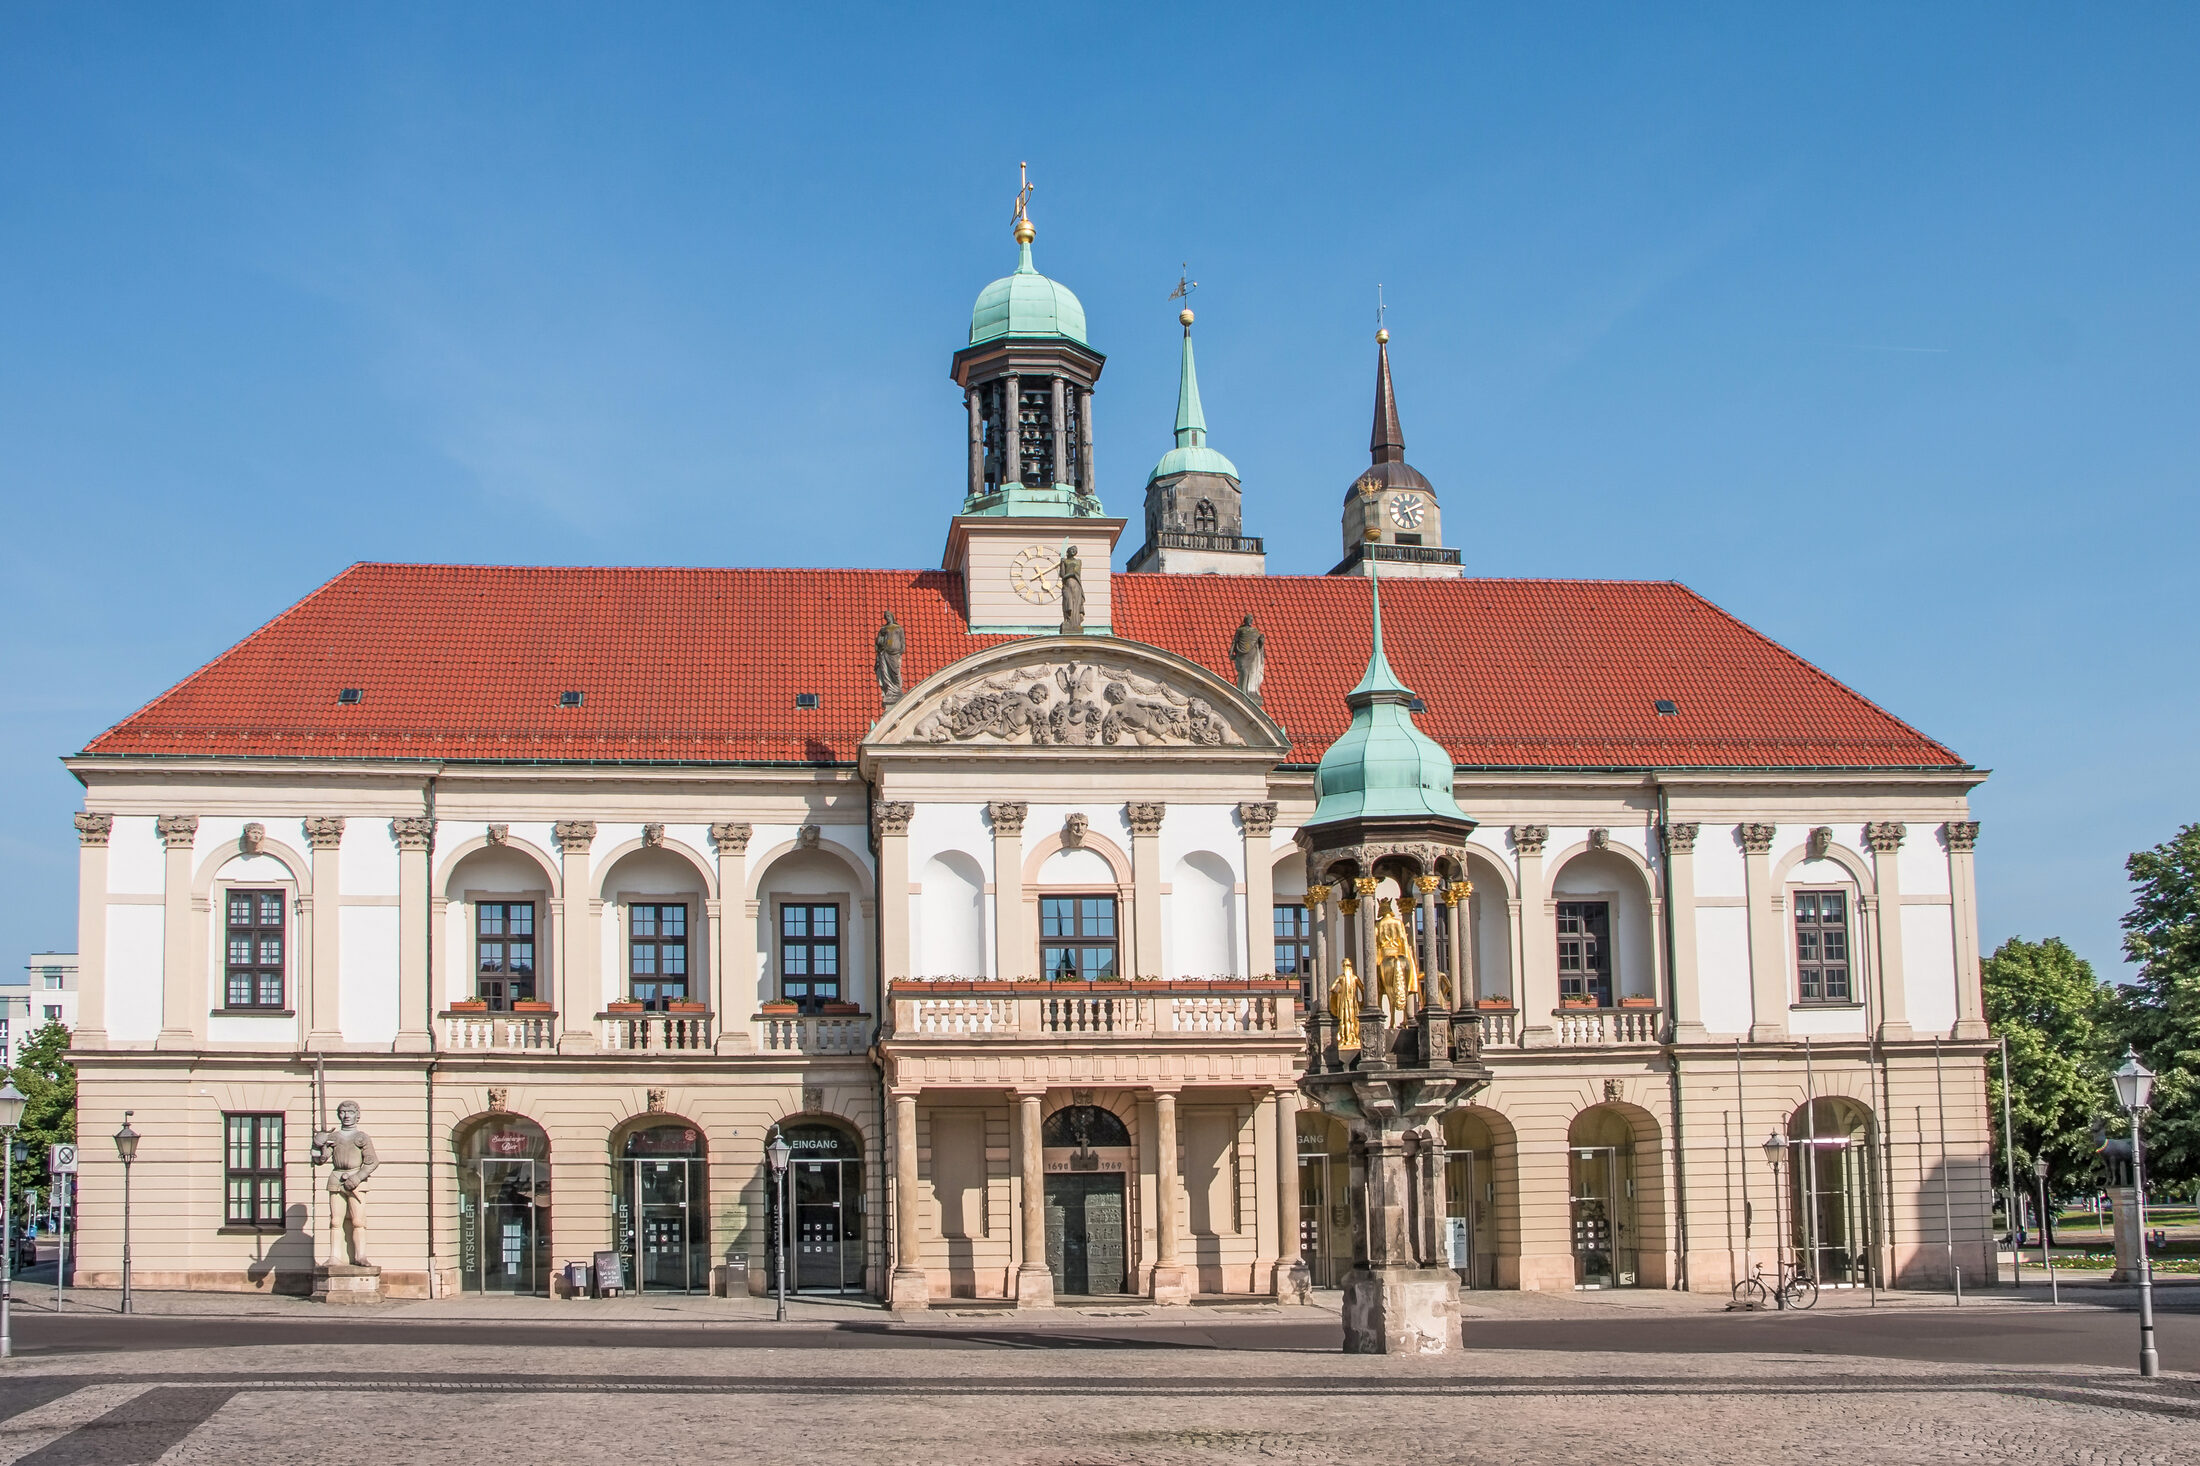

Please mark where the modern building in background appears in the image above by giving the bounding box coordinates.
[59,194,1995,1302]
[4,953,78,1065]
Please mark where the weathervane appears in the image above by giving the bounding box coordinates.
[1012,161,1034,226]
[1168,264,1198,306]
[1376,283,1387,330]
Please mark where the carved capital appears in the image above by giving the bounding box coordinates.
[1352,877,1379,897]
[1509,824,1548,857]
[796,824,822,851]
[299,816,346,851]
[1059,812,1088,849]
[553,819,598,853]
[1587,828,1611,851]
[390,816,436,851]
[1447,879,1474,905]
[1337,898,1359,916]
[240,822,267,855]
[1237,801,1278,838]
[484,822,508,846]
[1863,820,1906,855]
[1943,820,1980,854]
[641,822,666,848]
[709,821,752,854]
[1127,801,1167,836]
[1414,874,1443,895]
[1806,826,1834,860]
[1738,822,1778,855]
[155,814,199,849]
[986,801,1028,836]
[1303,886,1330,909]
[872,802,916,840]
[73,811,113,847]
[1661,821,1699,855]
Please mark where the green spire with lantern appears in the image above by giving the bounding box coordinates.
[1307,562,1470,827]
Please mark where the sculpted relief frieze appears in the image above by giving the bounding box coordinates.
[911,661,1242,748]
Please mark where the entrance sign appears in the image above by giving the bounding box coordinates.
[592,1249,622,1296]
[48,1145,76,1175]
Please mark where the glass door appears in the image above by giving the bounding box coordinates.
[1795,1138,1873,1286]
[794,1157,866,1293]
[1570,1146,1638,1288]
[631,1158,694,1292]
[1442,1148,1486,1288]
[477,1159,541,1293]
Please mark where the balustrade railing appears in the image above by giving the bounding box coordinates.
[888,982,1295,1041]
[1473,1008,1519,1048]
[439,1011,557,1052]
[760,1013,872,1054]
[1552,1006,1663,1046]
[598,1010,715,1052]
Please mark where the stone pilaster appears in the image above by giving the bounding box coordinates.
[391,816,435,1054]
[1128,802,1166,980]
[1739,822,1783,1042]
[1864,821,1910,1041]
[1511,827,1554,1047]
[1150,1089,1190,1303]
[155,814,198,1049]
[304,817,346,1050]
[72,813,112,1047]
[1014,1091,1054,1307]
[873,803,915,999]
[1239,802,1277,976]
[1945,821,1987,1039]
[987,802,1027,980]
[710,822,753,1047]
[554,820,598,1052]
[1662,822,1705,1041]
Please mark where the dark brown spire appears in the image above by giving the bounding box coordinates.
[1369,329,1404,465]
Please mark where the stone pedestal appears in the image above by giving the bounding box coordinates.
[888,1268,931,1314]
[2109,1184,2143,1284]
[1015,1265,1056,1309]
[1149,1264,1192,1305]
[1342,1265,1459,1354]
[312,1263,383,1305]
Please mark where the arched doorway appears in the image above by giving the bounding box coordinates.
[1568,1106,1641,1288]
[1440,1108,1506,1290]
[456,1114,550,1294]
[614,1119,709,1293]
[1788,1097,1878,1287]
[769,1119,867,1294]
[1041,1104,1132,1295]
[1296,1111,1356,1289]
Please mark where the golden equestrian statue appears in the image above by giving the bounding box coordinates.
[1373,898,1423,1027]
[1327,958,1363,1050]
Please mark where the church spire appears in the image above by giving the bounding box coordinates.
[1370,326,1405,465]
[1174,307,1208,448]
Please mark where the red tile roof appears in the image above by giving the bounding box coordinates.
[79,563,1963,770]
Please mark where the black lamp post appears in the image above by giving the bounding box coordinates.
[113,1112,139,1316]
[766,1131,792,1323]
[0,1080,25,1358]
[2033,1155,2058,1304]
[2111,1048,2157,1377]
[1761,1131,1789,1307]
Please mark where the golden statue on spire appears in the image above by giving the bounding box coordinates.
[1373,897,1423,1026]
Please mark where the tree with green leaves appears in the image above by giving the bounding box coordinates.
[2114,822,2200,1189]
[1984,937,2113,1239]
[6,1020,76,1228]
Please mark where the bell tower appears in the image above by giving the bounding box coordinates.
[1125,299,1265,575]
[1329,327,1462,580]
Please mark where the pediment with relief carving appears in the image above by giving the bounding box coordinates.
[865,637,1284,754]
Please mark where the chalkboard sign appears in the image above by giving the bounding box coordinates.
[593,1249,623,1296]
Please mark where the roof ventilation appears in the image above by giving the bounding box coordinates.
[337,688,364,705]
[1654,699,1679,715]
[795,692,821,710]
[559,690,585,708]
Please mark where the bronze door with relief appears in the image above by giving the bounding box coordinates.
[1043,1174,1126,1296]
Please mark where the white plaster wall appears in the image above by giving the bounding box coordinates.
[1039,848,1113,886]
[1899,833,1951,897]
[1693,827,1746,899]
[105,905,163,1041]
[1270,854,1306,900]
[1695,906,1753,1036]
[1465,827,1514,885]
[195,815,248,855]
[1170,851,1238,978]
[1788,856,1854,891]
[1461,850,1514,1000]
[907,804,990,871]
[917,852,986,978]
[209,1013,297,1044]
[107,816,163,894]
[340,906,401,1044]
[1788,1004,1868,1037]
[345,819,400,898]
[1903,904,1959,1037]
[1550,849,1656,1001]
[1159,805,1243,883]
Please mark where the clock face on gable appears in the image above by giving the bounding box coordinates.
[1388,493,1426,530]
[1009,544,1062,604]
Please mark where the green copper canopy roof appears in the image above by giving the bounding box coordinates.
[970,237,1090,347]
[1147,316,1239,483]
[1307,571,1469,827]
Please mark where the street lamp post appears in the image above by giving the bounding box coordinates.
[2033,1156,2059,1305]
[766,1131,792,1323]
[1761,1131,1789,1309]
[2111,1049,2158,1378]
[0,1081,26,1359]
[113,1112,139,1316]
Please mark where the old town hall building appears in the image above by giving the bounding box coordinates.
[61,198,1995,1306]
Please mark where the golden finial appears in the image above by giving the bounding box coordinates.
[1179,308,1195,326]
[1376,327,1389,344]
[1012,161,1036,244]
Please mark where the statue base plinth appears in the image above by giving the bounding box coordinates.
[1341,1265,1460,1354]
[1149,1263,1192,1306]
[1014,1265,1056,1309]
[313,1263,383,1306]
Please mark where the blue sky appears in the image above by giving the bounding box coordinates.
[3,4,2194,979]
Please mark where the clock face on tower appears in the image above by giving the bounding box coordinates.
[1388,493,1426,530]
[1009,544,1063,604]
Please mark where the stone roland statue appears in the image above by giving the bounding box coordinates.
[1058,546,1085,634]
[1229,615,1265,701]
[313,1100,381,1268]
[874,610,905,704]
[1327,958,1363,1051]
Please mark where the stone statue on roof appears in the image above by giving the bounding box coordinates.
[1230,615,1264,703]
[875,611,905,704]
[1059,546,1085,634]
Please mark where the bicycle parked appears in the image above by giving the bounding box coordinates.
[1731,1256,1819,1311]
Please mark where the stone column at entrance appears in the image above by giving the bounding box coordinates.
[1151,1090,1190,1304]
[890,1092,928,1310]
[1275,1089,1311,1301]
[1015,1092,1055,1307]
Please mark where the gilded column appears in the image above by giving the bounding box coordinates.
[392,816,435,1053]
[304,817,346,1050]
[1150,1089,1189,1304]
[1739,822,1784,1042]
[1512,826,1556,1046]
[888,1092,928,1310]
[155,814,198,1049]
[554,820,598,1052]
[1415,874,1442,1012]
[1662,822,1706,1041]
[1129,803,1166,980]
[1015,1091,1054,1307]
[987,802,1028,980]
[1239,802,1277,977]
[72,813,112,1047]
[1946,821,1986,1039]
[1274,1088,1311,1300]
[1865,821,1911,1041]
[873,803,915,999]
[1444,880,1472,1009]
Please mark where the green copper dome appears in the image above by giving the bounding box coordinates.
[1308,574,1469,827]
[970,237,1090,347]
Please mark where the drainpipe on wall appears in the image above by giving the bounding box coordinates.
[1654,776,1691,1293]
[866,777,892,1298]
[422,775,439,1297]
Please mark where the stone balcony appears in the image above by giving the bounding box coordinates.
[1464,1004,1665,1050]
[597,1009,714,1052]
[759,1012,874,1056]
[439,1009,558,1052]
[884,980,1298,1042]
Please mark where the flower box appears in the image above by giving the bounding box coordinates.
[511,1000,554,1013]
[1559,997,1601,1010]
[666,1000,709,1014]
[819,1000,863,1016]
[1618,996,1658,1009]
[1476,997,1515,1010]
[759,1000,801,1016]
[605,1000,645,1013]
[447,999,488,1013]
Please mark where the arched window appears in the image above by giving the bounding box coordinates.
[1193,499,1218,532]
[1043,1105,1132,1148]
